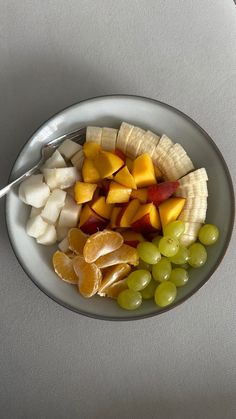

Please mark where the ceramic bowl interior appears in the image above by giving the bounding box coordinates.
[6,95,235,320]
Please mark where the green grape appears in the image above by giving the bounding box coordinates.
[152,257,172,282]
[159,236,180,257]
[169,268,189,287]
[169,245,189,265]
[137,242,161,264]
[137,259,152,271]
[141,279,157,300]
[198,224,219,246]
[154,281,177,307]
[117,289,142,310]
[152,235,162,247]
[163,220,185,238]
[188,243,207,268]
[126,269,151,291]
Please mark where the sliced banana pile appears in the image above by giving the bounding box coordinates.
[84,122,208,247]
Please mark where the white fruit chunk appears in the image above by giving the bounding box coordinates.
[56,225,70,241]
[41,189,66,224]
[26,215,48,238]
[30,206,43,218]
[19,175,50,208]
[71,149,84,169]
[37,224,57,245]
[43,167,81,190]
[58,237,69,252]
[58,195,82,227]
[58,139,82,160]
[41,150,66,169]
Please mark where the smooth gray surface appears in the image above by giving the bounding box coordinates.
[0,1,235,418]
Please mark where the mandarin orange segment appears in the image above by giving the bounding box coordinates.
[98,278,128,298]
[83,230,124,263]
[73,255,102,298]
[52,250,79,284]
[95,244,139,269]
[98,263,131,294]
[68,228,88,255]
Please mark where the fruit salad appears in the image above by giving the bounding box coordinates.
[18,122,219,311]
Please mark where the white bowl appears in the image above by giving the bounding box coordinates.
[5,95,235,320]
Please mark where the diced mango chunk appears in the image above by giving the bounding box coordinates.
[74,181,97,204]
[132,153,156,187]
[82,158,101,183]
[131,188,148,203]
[91,196,114,219]
[94,151,124,179]
[158,197,186,228]
[114,165,137,189]
[83,142,101,159]
[106,181,132,204]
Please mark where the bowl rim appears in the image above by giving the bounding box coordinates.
[5,94,235,321]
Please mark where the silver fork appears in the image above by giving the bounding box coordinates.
[0,126,86,199]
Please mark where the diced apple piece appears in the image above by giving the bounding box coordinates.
[82,158,101,183]
[130,188,148,203]
[93,151,124,179]
[74,181,97,204]
[83,142,101,159]
[114,165,137,189]
[58,195,82,227]
[43,167,81,190]
[58,139,82,160]
[19,175,50,208]
[110,207,121,229]
[79,204,108,234]
[131,203,161,232]
[26,215,48,238]
[106,181,132,204]
[41,150,66,169]
[56,225,70,241]
[71,149,84,169]
[132,153,156,187]
[91,196,113,219]
[116,199,140,228]
[41,189,66,224]
[37,224,57,245]
[147,181,179,206]
[158,197,186,228]
[58,237,69,252]
[30,206,43,218]
[120,231,145,248]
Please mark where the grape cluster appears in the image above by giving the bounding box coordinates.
[117,222,219,310]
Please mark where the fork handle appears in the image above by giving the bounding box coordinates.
[0,163,40,199]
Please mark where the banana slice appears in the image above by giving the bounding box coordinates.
[126,126,145,158]
[175,181,208,198]
[178,208,207,223]
[152,135,174,170]
[86,126,102,144]
[182,197,208,210]
[136,130,160,157]
[180,234,197,247]
[116,122,134,153]
[165,154,195,180]
[183,221,202,236]
[179,168,208,185]
[167,143,187,161]
[101,127,118,151]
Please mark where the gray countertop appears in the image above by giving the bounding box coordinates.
[1,1,236,418]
